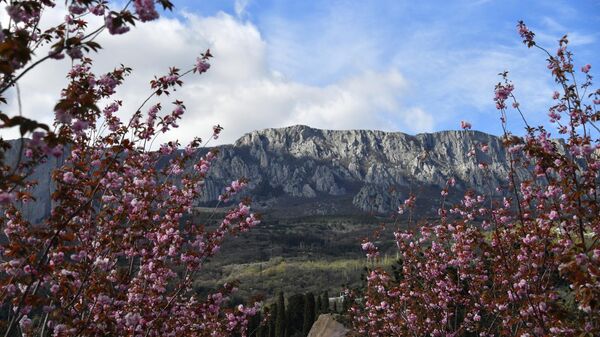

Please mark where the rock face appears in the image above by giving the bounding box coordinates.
[307,314,349,337]
[4,125,520,221]
[205,125,514,215]
[3,139,68,223]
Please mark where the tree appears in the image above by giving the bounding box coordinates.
[0,1,259,336]
[302,293,316,336]
[255,310,267,337]
[321,291,329,313]
[248,310,262,337]
[315,295,322,317]
[286,293,305,336]
[348,21,600,336]
[275,291,286,337]
[268,303,277,337]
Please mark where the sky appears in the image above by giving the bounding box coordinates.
[3,0,600,145]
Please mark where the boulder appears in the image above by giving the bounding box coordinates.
[307,314,350,337]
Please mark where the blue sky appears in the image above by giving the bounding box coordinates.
[8,0,600,144]
[176,0,599,139]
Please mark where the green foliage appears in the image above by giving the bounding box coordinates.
[321,291,329,313]
[275,292,286,337]
[248,310,262,337]
[286,294,305,337]
[269,303,277,337]
[194,257,396,299]
[315,296,322,316]
[302,293,316,336]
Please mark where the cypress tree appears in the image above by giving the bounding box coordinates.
[342,296,350,313]
[269,303,277,337]
[284,318,291,337]
[302,293,315,336]
[248,310,261,337]
[315,296,322,316]
[275,292,286,337]
[322,291,329,313]
[256,310,266,337]
[286,294,305,337]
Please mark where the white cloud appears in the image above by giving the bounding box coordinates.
[3,9,433,145]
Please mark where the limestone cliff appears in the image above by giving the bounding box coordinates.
[4,125,520,221]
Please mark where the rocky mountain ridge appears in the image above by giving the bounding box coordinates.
[200,125,513,213]
[6,125,517,222]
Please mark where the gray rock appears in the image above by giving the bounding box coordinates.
[4,125,528,220]
[307,314,349,337]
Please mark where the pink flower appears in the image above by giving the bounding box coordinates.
[517,21,535,46]
[581,64,591,74]
[195,58,211,74]
[66,46,83,59]
[55,109,72,124]
[460,120,472,130]
[91,5,105,16]
[0,192,15,204]
[72,119,89,133]
[19,316,32,331]
[361,241,379,258]
[6,5,39,23]
[105,13,130,35]
[62,172,77,184]
[68,4,86,15]
[134,0,159,22]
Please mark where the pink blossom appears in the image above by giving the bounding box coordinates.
[72,119,89,133]
[0,192,15,204]
[105,13,130,35]
[195,58,211,74]
[62,172,77,184]
[66,46,83,59]
[134,0,159,22]
[581,64,591,74]
[68,4,86,15]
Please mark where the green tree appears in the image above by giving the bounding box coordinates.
[302,293,316,336]
[322,291,329,313]
[315,295,322,316]
[286,294,305,337]
[269,303,277,337]
[249,310,262,337]
[275,292,286,337]
[256,310,266,337]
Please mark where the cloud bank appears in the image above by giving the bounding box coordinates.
[4,10,432,145]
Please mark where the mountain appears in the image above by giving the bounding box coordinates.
[4,125,524,297]
[5,125,515,223]
[204,125,512,215]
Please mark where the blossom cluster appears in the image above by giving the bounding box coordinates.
[348,22,600,337]
[0,2,260,336]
